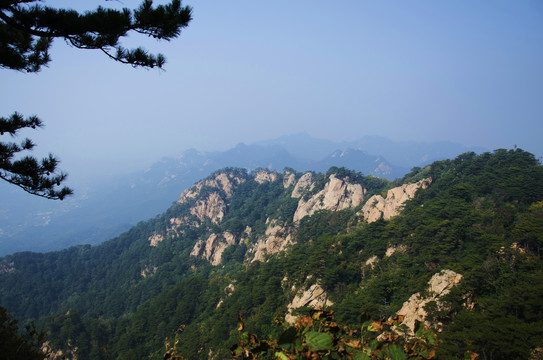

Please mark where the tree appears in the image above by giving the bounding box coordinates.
[1,0,192,199]
[0,307,45,360]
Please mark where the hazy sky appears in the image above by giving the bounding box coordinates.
[2,0,542,184]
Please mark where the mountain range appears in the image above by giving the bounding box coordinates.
[0,133,485,255]
[0,148,541,359]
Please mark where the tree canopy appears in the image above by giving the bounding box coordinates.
[0,0,192,199]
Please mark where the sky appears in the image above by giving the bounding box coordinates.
[2,0,543,185]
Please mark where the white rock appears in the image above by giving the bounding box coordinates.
[293,175,366,222]
[251,222,294,262]
[285,283,334,324]
[283,171,296,188]
[361,178,431,223]
[148,234,164,247]
[394,269,462,333]
[291,172,314,198]
[254,170,278,184]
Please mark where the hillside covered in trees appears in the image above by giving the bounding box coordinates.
[0,149,542,359]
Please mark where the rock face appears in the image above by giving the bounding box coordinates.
[174,172,245,226]
[155,171,246,244]
[293,174,366,222]
[254,170,278,184]
[0,260,15,275]
[291,172,314,198]
[178,172,243,202]
[395,269,462,333]
[190,232,237,266]
[251,221,294,262]
[361,178,431,223]
[140,265,157,278]
[216,283,236,309]
[148,234,164,247]
[285,283,334,324]
[283,171,296,189]
[190,192,226,224]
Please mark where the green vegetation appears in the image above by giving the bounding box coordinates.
[1,0,192,199]
[0,149,542,359]
[164,310,438,359]
[0,307,45,360]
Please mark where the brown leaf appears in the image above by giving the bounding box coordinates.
[298,316,313,329]
[371,320,383,332]
[341,339,361,349]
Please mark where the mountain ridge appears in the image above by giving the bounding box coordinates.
[0,148,541,359]
[0,134,484,256]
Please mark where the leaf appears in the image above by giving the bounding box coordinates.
[305,331,334,352]
[352,351,371,360]
[384,344,407,360]
[278,327,297,347]
[275,351,290,360]
[341,338,361,349]
[369,340,379,352]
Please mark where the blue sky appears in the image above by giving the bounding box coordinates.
[1,0,542,184]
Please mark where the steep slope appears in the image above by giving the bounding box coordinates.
[0,134,482,256]
[0,149,542,360]
[0,141,398,256]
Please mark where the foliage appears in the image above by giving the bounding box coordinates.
[0,307,45,360]
[0,112,72,199]
[0,0,192,72]
[1,0,192,198]
[164,310,438,360]
[0,150,542,358]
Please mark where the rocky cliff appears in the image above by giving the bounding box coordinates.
[293,174,367,222]
[284,282,334,324]
[394,269,463,333]
[173,168,429,266]
[361,178,431,223]
[250,220,294,262]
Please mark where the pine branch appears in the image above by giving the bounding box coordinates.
[0,112,73,200]
[0,0,192,71]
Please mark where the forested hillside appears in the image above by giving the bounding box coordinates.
[0,149,542,359]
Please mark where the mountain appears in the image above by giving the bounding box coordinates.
[0,148,541,359]
[0,135,486,256]
[309,148,405,179]
[256,132,487,167]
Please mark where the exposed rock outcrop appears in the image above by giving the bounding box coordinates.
[148,234,164,247]
[178,172,244,203]
[394,269,462,333]
[283,171,296,188]
[0,260,15,275]
[361,178,431,223]
[216,283,236,308]
[291,172,314,198]
[170,172,246,230]
[365,255,379,269]
[293,174,366,222]
[251,221,294,262]
[41,340,77,360]
[254,170,278,184]
[385,244,407,257]
[141,265,157,278]
[190,192,226,224]
[285,283,334,324]
[190,232,237,266]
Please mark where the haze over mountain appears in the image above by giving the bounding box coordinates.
[0,134,485,256]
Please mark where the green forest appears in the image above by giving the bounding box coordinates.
[1,149,542,359]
